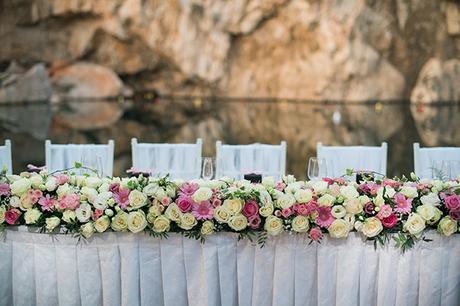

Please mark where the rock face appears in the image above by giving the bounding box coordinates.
[0,0,459,177]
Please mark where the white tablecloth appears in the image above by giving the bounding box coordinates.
[1,229,459,306]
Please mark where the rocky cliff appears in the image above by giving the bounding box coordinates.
[0,0,459,177]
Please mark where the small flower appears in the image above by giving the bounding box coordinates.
[308,227,323,241]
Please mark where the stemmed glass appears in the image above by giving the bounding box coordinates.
[201,157,214,180]
[307,157,327,181]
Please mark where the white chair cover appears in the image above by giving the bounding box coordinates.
[215,141,287,180]
[317,143,387,178]
[0,140,12,175]
[131,139,202,180]
[1,230,459,306]
[45,140,114,176]
[414,143,460,179]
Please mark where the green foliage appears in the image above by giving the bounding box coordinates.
[393,233,415,253]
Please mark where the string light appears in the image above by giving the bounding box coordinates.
[374,102,382,113]
[193,97,203,109]
[332,110,342,125]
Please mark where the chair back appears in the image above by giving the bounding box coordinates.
[131,138,202,180]
[0,140,12,175]
[317,142,387,178]
[413,143,460,179]
[216,141,287,180]
[45,140,114,176]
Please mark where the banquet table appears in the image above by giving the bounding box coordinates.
[1,229,459,306]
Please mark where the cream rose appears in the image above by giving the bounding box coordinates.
[416,204,437,222]
[340,185,359,199]
[128,190,147,210]
[179,213,198,230]
[62,210,77,223]
[318,194,336,207]
[192,187,213,202]
[354,220,364,231]
[80,222,95,238]
[127,211,148,233]
[361,217,383,238]
[264,215,283,236]
[437,216,458,236]
[294,189,313,204]
[262,176,276,188]
[259,204,274,217]
[30,175,43,188]
[94,216,110,233]
[331,205,347,219]
[358,195,370,205]
[328,219,351,238]
[75,203,92,223]
[403,213,426,236]
[80,187,98,203]
[20,194,33,210]
[311,181,328,194]
[56,183,71,198]
[24,209,42,225]
[165,203,182,222]
[85,177,102,189]
[201,221,215,236]
[11,178,31,196]
[142,183,158,196]
[111,211,129,231]
[400,186,418,198]
[223,199,244,215]
[153,215,170,233]
[228,214,248,231]
[292,215,310,233]
[214,206,231,223]
[45,177,58,192]
[45,216,61,231]
[344,198,363,215]
[259,190,273,207]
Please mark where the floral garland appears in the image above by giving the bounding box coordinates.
[0,167,459,251]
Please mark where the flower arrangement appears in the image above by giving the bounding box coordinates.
[0,166,459,251]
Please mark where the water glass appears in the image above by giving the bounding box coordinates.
[307,157,327,181]
[201,157,214,180]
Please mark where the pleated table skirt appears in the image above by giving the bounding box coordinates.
[0,230,459,306]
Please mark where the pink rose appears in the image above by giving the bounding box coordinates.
[381,214,398,228]
[295,204,309,216]
[55,174,69,185]
[274,210,282,217]
[179,182,199,196]
[275,182,286,191]
[376,204,393,220]
[4,208,21,225]
[27,189,43,204]
[212,199,222,207]
[59,194,80,210]
[383,179,401,188]
[444,195,460,211]
[92,209,104,221]
[281,207,293,218]
[248,215,261,229]
[0,183,11,196]
[177,195,193,213]
[309,227,323,241]
[161,197,171,206]
[242,200,259,218]
[449,210,460,221]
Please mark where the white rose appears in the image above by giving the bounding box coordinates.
[343,214,355,226]
[420,193,440,206]
[75,203,92,223]
[340,185,359,200]
[354,220,364,231]
[153,215,170,233]
[331,205,347,219]
[142,183,158,196]
[282,175,296,184]
[312,181,328,194]
[166,185,176,198]
[192,187,213,202]
[127,211,148,233]
[80,222,95,238]
[93,191,112,210]
[80,187,98,203]
[94,216,110,233]
[30,175,43,188]
[45,216,61,231]
[292,215,310,233]
[373,195,385,207]
[165,203,182,222]
[358,195,370,205]
[223,199,243,215]
[437,216,458,237]
[24,209,42,224]
[45,177,58,192]
[201,221,215,236]
[11,178,31,196]
[259,204,274,217]
[111,212,129,231]
[62,210,77,223]
[179,213,198,230]
[128,190,147,210]
[416,204,437,222]
[400,186,418,198]
[403,213,426,236]
[214,206,231,223]
[98,182,110,193]
[259,190,273,207]
[228,214,248,231]
[264,215,283,235]
[361,217,383,238]
[318,194,336,207]
[344,198,363,215]
[328,219,351,238]
[262,176,275,188]
[9,196,21,208]
[378,186,396,198]
[104,208,114,217]
[56,183,71,198]
[85,177,102,189]
[154,188,167,200]
[294,189,313,203]
[275,194,296,209]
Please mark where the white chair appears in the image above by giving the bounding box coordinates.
[45,140,114,176]
[414,143,460,179]
[131,138,202,180]
[215,141,287,180]
[0,140,12,175]
[317,142,388,178]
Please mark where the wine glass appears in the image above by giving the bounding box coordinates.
[307,157,326,181]
[202,157,214,180]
